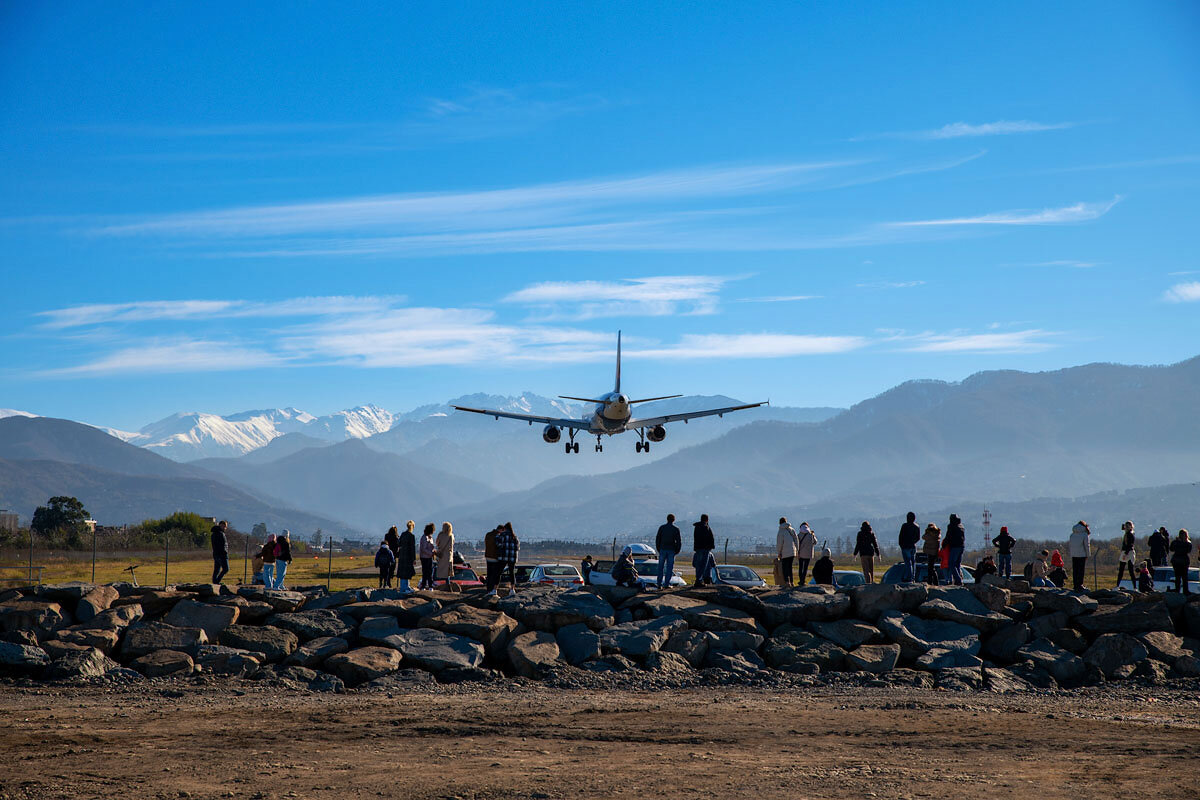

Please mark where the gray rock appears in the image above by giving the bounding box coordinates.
[236,587,306,612]
[1008,660,1059,689]
[507,631,561,678]
[1074,597,1174,636]
[1016,638,1087,685]
[358,615,403,645]
[131,648,194,678]
[1046,627,1088,655]
[806,619,880,650]
[163,599,240,640]
[556,623,601,665]
[1138,631,1193,663]
[1,629,39,647]
[36,582,96,603]
[758,590,850,628]
[55,627,120,655]
[113,590,188,616]
[935,666,984,691]
[324,647,402,686]
[218,625,298,662]
[1131,658,1170,683]
[644,594,763,634]
[677,585,767,619]
[850,583,928,621]
[266,609,357,642]
[1182,598,1200,638]
[598,616,688,658]
[0,599,68,637]
[0,640,50,674]
[173,582,226,597]
[1171,654,1200,678]
[981,622,1030,663]
[582,654,637,673]
[497,586,615,632]
[1028,611,1069,639]
[845,643,900,673]
[121,622,208,660]
[661,629,710,667]
[884,668,935,688]
[44,648,119,680]
[41,640,91,660]
[387,628,486,672]
[358,668,435,691]
[1031,589,1098,617]
[969,583,1011,611]
[300,589,368,610]
[915,647,983,671]
[341,598,441,626]
[284,636,350,668]
[75,586,119,623]
[83,603,143,631]
[925,586,991,615]
[1081,633,1148,679]
[705,630,765,654]
[1088,589,1132,606]
[983,667,1034,693]
[877,611,981,661]
[194,644,258,675]
[703,648,766,675]
[419,605,521,656]
[763,637,845,672]
[643,650,694,674]
[917,599,1010,633]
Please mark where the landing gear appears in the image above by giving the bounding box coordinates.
[564,430,580,454]
[635,428,650,453]
[595,434,604,453]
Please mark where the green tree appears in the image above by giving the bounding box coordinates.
[311,528,323,548]
[140,511,213,547]
[251,522,269,540]
[31,496,90,549]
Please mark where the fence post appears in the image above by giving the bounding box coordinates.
[91,527,97,584]
[164,535,170,590]
[243,535,249,585]
[724,538,729,564]
[326,537,333,591]
[28,528,33,584]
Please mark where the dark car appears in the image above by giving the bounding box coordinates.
[881,562,976,585]
[513,564,536,584]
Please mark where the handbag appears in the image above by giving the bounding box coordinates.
[939,546,950,569]
[772,558,784,586]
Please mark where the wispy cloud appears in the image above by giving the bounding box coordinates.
[857,120,1077,141]
[889,197,1120,227]
[1163,282,1200,303]
[503,276,730,319]
[38,296,401,329]
[1040,154,1200,173]
[856,280,926,289]
[1016,260,1098,269]
[629,333,868,359]
[736,295,820,303]
[40,340,286,377]
[900,329,1060,353]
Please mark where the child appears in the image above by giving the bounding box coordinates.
[251,551,265,585]
[374,540,396,588]
[1136,561,1155,593]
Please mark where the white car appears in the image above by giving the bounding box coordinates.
[528,563,585,587]
[589,558,686,589]
[1117,565,1199,593]
[715,564,767,589]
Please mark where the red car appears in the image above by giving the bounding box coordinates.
[447,566,484,589]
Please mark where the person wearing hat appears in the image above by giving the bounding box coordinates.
[273,530,293,589]
[1068,521,1091,591]
[992,525,1016,579]
[921,523,942,585]
[1030,549,1053,587]
[811,547,835,586]
[611,545,640,589]
[1116,521,1137,588]
[1148,526,1170,568]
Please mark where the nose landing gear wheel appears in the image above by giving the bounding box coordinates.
[572,442,579,453]
[635,441,643,453]
[595,444,603,452]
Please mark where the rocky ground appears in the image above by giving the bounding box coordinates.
[1,680,1198,800]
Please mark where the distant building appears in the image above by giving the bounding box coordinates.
[83,519,98,533]
[0,509,18,532]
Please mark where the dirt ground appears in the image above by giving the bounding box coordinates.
[1,683,1198,800]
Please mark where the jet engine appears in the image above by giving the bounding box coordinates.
[542,425,561,443]
[647,425,667,442]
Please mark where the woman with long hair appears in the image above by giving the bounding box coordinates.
[435,521,455,588]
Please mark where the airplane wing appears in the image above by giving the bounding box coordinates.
[626,401,767,429]
[451,405,592,430]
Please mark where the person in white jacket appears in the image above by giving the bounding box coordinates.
[796,522,818,586]
[1068,520,1091,591]
[776,517,799,587]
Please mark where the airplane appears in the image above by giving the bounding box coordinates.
[452,332,767,453]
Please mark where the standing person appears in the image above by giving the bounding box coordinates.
[944,515,966,586]
[1169,529,1192,595]
[812,547,836,586]
[374,541,395,588]
[483,525,501,597]
[1068,521,1091,592]
[922,523,942,585]
[1030,550,1054,587]
[435,522,455,589]
[580,555,594,585]
[776,517,799,588]
[992,526,1016,579]
[1149,526,1170,568]
[898,513,920,583]
[273,530,292,589]
[495,521,520,597]
[655,514,682,590]
[396,521,416,594]
[796,522,817,586]
[853,522,880,584]
[384,525,400,588]
[692,514,717,586]
[210,520,230,584]
[260,534,277,590]
[418,524,436,589]
[1116,521,1137,588]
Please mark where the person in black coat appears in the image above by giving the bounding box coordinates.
[1149,527,1169,567]
[692,514,717,585]
[210,520,229,584]
[396,521,417,593]
[853,522,880,583]
[898,512,921,583]
[654,514,682,589]
[812,547,836,586]
[944,514,966,586]
[992,526,1017,579]
[1169,529,1192,595]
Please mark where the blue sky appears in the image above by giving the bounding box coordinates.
[2,1,1198,430]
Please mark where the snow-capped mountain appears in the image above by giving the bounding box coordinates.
[396,393,584,423]
[0,409,37,420]
[303,404,395,441]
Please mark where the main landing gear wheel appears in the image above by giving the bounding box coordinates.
[636,441,651,453]
[564,442,579,454]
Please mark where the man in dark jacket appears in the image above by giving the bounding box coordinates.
[210,520,229,584]
[898,512,921,582]
[374,541,395,588]
[654,514,682,589]
[1149,527,1169,567]
[944,514,966,586]
[396,522,417,594]
[812,547,835,586]
[692,514,717,586]
[992,525,1016,578]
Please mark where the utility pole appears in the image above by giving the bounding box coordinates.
[982,509,992,552]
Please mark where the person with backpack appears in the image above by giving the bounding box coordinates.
[796,522,817,586]
[922,524,942,585]
[374,540,395,588]
[273,530,292,589]
[483,524,501,596]
[853,521,880,584]
[776,517,799,587]
[1149,526,1170,568]
[1169,529,1192,595]
[692,514,717,586]
[655,514,682,590]
[210,520,230,585]
[992,525,1016,579]
[495,521,520,597]
[812,547,835,586]
[898,512,921,583]
[944,514,966,586]
[396,520,416,594]
[260,533,277,590]
[1116,521,1137,588]
[1068,521,1091,591]
[418,524,436,589]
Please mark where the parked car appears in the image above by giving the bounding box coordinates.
[448,566,484,589]
[715,564,767,589]
[589,558,686,589]
[880,562,977,585]
[529,563,585,587]
[513,564,537,585]
[1118,565,1199,592]
[627,543,658,559]
[807,569,868,589]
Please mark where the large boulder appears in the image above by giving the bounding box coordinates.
[75,586,119,623]
[55,627,120,655]
[845,643,900,674]
[806,619,880,650]
[194,644,261,675]
[121,622,207,659]
[236,587,306,612]
[341,598,440,626]
[1031,589,1098,618]
[507,631,561,678]
[1183,598,1200,637]
[36,582,96,603]
[1173,655,1200,678]
[849,584,928,621]
[758,590,850,628]
[643,594,761,634]
[703,648,766,675]
[218,625,298,662]
[705,630,765,653]
[661,629,710,667]
[173,583,225,598]
[358,615,403,646]
[968,583,1011,612]
[386,629,486,673]
[877,611,980,661]
[44,648,119,680]
[556,623,601,665]
[763,634,846,672]
[1016,638,1087,685]
[1082,633,1149,679]
[497,587,615,632]
[81,603,143,631]
[935,667,984,691]
[131,648,194,678]
[598,616,688,659]
[1074,597,1174,636]
[284,636,350,668]
[305,589,369,610]
[0,599,68,637]
[643,650,694,675]
[325,647,402,686]
[266,609,356,642]
[42,640,93,660]
[1028,611,1069,640]
[981,622,1031,663]
[678,585,766,619]
[983,666,1035,693]
[420,606,521,657]
[113,590,188,617]
[915,647,983,671]
[1046,628,1088,655]
[917,599,1010,633]
[1138,631,1194,663]
[163,599,240,640]
[0,641,49,675]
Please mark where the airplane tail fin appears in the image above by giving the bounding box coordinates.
[614,330,622,393]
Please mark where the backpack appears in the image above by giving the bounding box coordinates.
[1022,561,1033,581]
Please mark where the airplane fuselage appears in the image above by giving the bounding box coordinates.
[588,392,631,434]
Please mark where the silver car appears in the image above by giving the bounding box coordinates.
[715,564,767,589]
[528,563,585,587]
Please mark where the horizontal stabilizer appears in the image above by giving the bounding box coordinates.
[559,395,607,404]
[628,394,683,404]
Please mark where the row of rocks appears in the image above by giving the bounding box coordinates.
[2,576,1198,693]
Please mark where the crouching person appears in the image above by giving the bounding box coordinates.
[612,546,641,589]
